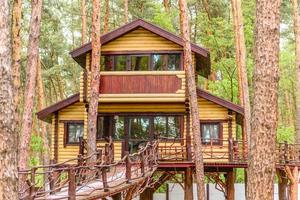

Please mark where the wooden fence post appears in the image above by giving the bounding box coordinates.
[102,148,109,192]
[284,141,289,164]
[140,152,145,176]
[29,168,36,200]
[68,167,76,200]
[125,151,131,183]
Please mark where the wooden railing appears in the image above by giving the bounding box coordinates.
[277,142,300,165]
[18,141,159,200]
[158,137,248,163]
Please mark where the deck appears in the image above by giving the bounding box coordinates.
[18,140,300,200]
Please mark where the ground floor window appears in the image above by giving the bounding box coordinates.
[96,115,183,141]
[65,121,84,144]
[201,122,222,145]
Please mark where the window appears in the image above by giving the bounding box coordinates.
[130,55,149,71]
[100,54,181,71]
[154,116,181,139]
[201,123,221,145]
[152,54,180,71]
[97,116,114,140]
[65,122,84,144]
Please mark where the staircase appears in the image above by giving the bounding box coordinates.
[18,140,159,200]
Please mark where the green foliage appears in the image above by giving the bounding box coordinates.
[277,125,295,143]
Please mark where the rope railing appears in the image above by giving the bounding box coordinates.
[18,140,159,200]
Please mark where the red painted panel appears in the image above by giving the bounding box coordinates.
[99,75,181,94]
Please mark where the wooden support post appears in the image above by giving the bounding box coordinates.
[29,168,36,200]
[140,188,154,200]
[277,169,288,200]
[102,166,109,192]
[184,167,194,200]
[285,166,299,200]
[140,153,145,176]
[226,170,235,200]
[125,151,131,183]
[68,167,76,200]
[112,192,122,200]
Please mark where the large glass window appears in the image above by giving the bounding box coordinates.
[201,123,221,145]
[152,54,180,71]
[130,56,149,71]
[154,116,180,139]
[100,54,181,71]
[66,122,84,144]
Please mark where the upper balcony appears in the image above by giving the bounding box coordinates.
[80,53,186,102]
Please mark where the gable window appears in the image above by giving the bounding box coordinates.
[65,122,84,144]
[100,53,181,71]
[201,122,222,145]
[152,54,180,71]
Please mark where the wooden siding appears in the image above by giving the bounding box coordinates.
[100,74,181,94]
[50,97,238,163]
[101,28,182,52]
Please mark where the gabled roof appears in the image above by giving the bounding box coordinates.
[69,19,211,77]
[37,93,80,122]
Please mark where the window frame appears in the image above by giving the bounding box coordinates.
[200,121,223,146]
[63,120,84,147]
[100,51,183,71]
[96,113,184,142]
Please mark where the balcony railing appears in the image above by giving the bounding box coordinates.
[81,71,186,102]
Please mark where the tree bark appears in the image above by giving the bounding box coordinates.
[0,1,18,199]
[104,0,109,33]
[12,0,22,122]
[81,0,86,44]
[230,0,251,144]
[37,57,50,166]
[285,166,299,200]
[179,0,206,200]
[291,0,300,144]
[226,171,235,200]
[184,167,194,200]
[124,0,128,24]
[87,0,101,161]
[19,0,43,180]
[246,0,281,199]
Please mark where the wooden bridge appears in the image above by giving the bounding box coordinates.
[18,139,300,200]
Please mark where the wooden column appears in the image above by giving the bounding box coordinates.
[277,169,288,200]
[184,167,194,200]
[226,170,235,200]
[140,188,154,200]
[285,166,299,200]
[112,193,122,200]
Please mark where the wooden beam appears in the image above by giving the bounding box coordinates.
[184,167,194,200]
[152,172,174,192]
[112,193,122,200]
[225,171,235,200]
[140,188,154,200]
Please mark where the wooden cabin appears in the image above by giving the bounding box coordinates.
[37,19,246,169]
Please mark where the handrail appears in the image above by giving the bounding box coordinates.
[18,140,159,200]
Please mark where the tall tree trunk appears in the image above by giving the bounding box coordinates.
[291,0,300,143]
[0,1,18,199]
[12,0,22,122]
[19,0,43,181]
[87,0,101,161]
[247,0,281,199]
[230,0,251,144]
[36,57,50,166]
[178,0,205,200]
[104,0,109,33]
[81,0,86,44]
[124,0,128,24]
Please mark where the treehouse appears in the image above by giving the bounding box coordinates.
[37,19,247,168]
[34,19,248,199]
